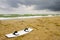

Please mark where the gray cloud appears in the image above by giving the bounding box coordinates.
[6,0,20,8]
[47,0,60,11]
[0,0,60,11]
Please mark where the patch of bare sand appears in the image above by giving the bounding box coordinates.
[0,17,60,40]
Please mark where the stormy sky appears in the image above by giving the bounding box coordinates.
[0,0,60,14]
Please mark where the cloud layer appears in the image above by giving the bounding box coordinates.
[0,0,60,14]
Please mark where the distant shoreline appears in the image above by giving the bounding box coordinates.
[0,16,55,20]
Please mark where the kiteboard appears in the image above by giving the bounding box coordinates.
[6,28,33,38]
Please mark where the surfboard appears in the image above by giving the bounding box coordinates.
[5,28,33,38]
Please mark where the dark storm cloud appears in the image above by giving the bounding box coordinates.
[47,0,60,11]
[0,0,60,11]
[6,0,20,8]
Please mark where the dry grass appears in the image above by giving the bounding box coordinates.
[0,17,60,40]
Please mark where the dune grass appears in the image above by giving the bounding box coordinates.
[0,17,60,40]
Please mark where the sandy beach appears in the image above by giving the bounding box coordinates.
[0,16,60,40]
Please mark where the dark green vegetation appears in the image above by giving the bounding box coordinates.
[0,14,60,17]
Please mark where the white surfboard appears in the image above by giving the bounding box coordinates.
[6,28,33,38]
